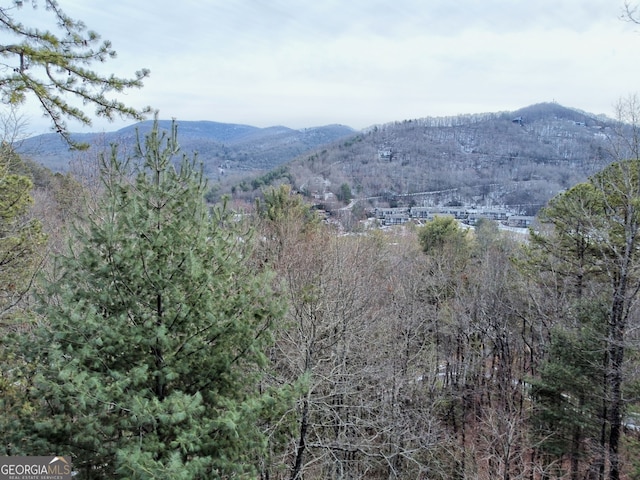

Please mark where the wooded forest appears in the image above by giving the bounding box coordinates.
[2,1,640,479]
[1,118,640,480]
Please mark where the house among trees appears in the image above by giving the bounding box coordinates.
[410,206,467,220]
[382,212,411,225]
[466,208,510,224]
[377,148,393,160]
[374,207,409,219]
[374,206,529,228]
[507,215,535,228]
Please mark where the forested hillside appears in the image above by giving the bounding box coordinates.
[20,103,621,217]
[4,2,640,478]
[224,103,622,215]
[3,116,640,479]
[18,120,355,177]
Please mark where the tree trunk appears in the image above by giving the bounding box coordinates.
[290,396,310,480]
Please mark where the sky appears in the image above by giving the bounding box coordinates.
[12,0,640,134]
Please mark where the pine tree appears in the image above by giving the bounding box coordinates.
[0,0,150,146]
[418,215,469,257]
[530,301,608,479]
[9,121,287,478]
[0,144,46,322]
[527,159,640,480]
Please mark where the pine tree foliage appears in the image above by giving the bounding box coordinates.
[254,184,320,265]
[530,301,607,469]
[418,215,469,256]
[9,121,287,478]
[0,0,150,146]
[526,159,640,480]
[0,144,45,322]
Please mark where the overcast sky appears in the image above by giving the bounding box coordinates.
[15,0,640,133]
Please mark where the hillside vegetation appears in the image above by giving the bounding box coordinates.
[18,120,355,178]
[223,103,622,215]
[19,103,625,217]
[4,113,640,479]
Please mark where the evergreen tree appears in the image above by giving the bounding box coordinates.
[530,301,608,480]
[0,144,46,322]
[337,183,352,204]
[0,0,150,146]
[9,121,287,478]
[527,159,640,480]
[418,215,469,257]
[0,146,47,462]
[254,184,320,264]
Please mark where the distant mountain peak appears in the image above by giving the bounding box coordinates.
[510,102,606,125]
[18,120,356,174]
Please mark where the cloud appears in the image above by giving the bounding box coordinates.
[16,0,640,134]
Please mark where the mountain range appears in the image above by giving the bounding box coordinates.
[17,103,629,215]
[217,103,625,214]
[17,120,356,177]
